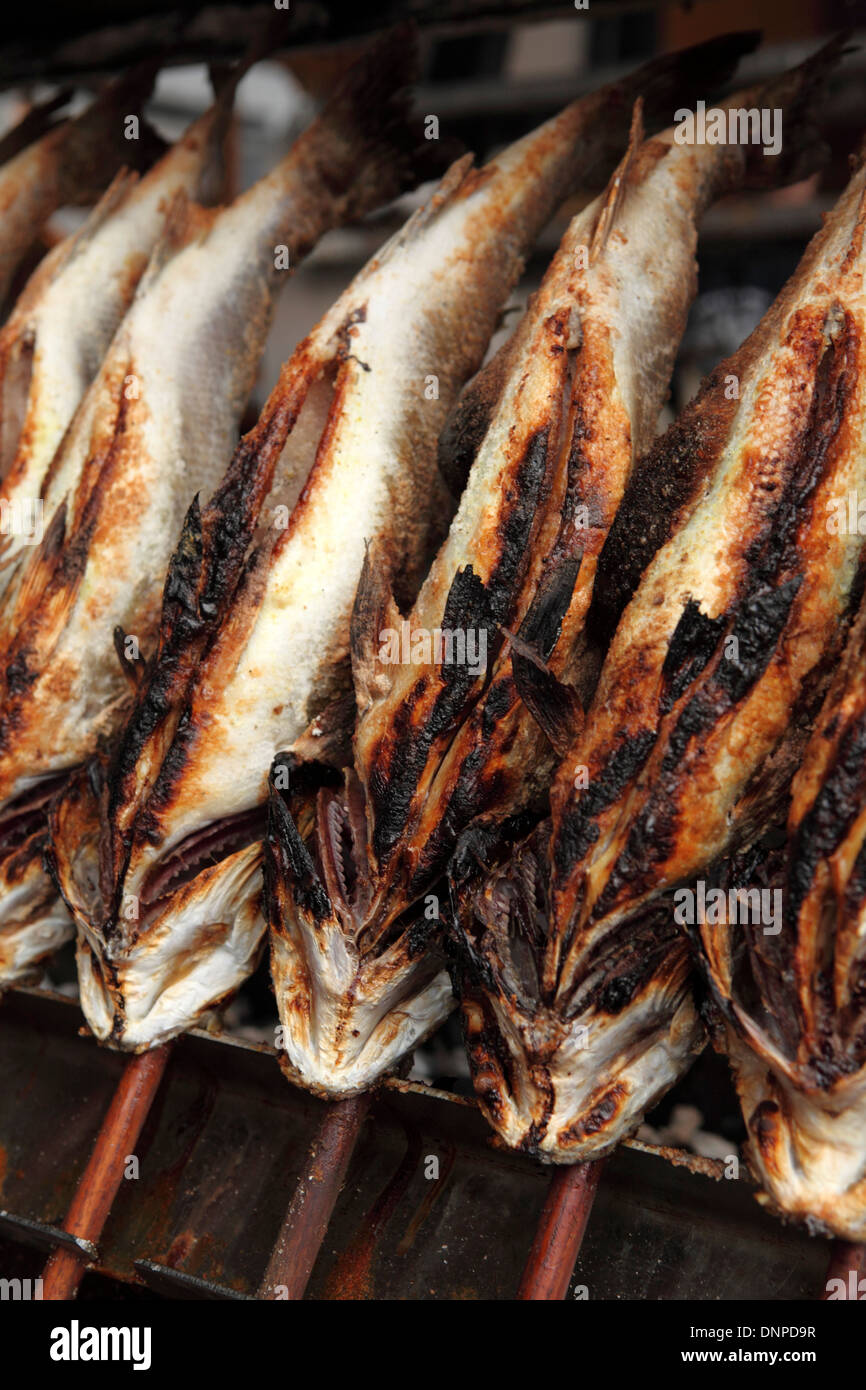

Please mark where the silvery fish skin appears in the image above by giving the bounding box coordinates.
[0,67,164,310]
[0,31,430,987]
[0,82,238,592]
[260,37,785,1098]
[47,33,757,1059]
[698,591,866,1240]
[456,129,866,1163]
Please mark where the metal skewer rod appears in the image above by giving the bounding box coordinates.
[258,1092,371,1300]
[822,1240,865,1300]
[517,1160,603,1300]
[41,1042,173,1300]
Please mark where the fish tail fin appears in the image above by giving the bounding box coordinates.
[736,33,850,190]
[59,62,167,202]
[0,90,71,167]
[350,540,402,715]
[300,25,453,221]
[611,30,760,136]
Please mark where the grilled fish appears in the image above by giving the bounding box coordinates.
[47,33,758,1058]
[698,588,866,1240]
[452,115,866,1162]
[0,29,431,987]
[0,74,240,592]
[0,67,164,310]
[258,38,817,1098]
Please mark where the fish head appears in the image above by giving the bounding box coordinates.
[264,754,453,1097]
[449,822,703,1160]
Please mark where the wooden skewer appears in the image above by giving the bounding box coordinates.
[517,1160,603,1300]
[41,1042,173,1300]
[822,1240,865,1300]
[258,1092,371,1300]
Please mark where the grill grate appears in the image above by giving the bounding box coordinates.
[0,986,852,1301]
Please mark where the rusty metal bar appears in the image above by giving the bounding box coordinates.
[41,1042,173,1300]
[517,1161,603,1301]
[258,1092,371,1300]
[822,1241,865,1300]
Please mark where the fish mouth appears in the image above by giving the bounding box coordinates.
[81,839,267,1052]
[138,804,268,918]
[0,774,75,986]
[264,763,455,1095]
[449,831,704,1161]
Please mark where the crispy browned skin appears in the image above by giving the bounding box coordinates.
[264,40,842,1100]
[353,40,842,929]
[698,592,866,1239]
[3,30,440,994]
[452,77,864,1165]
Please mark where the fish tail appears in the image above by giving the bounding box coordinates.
[611,30,761,135]
[58,62,166,203]
[0,90,70,167]
[299,25,448,220]
[737,33,849,189]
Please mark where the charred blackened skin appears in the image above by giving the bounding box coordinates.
[484,426,550,623]
[553,730,656,880]
[367,563,492,866]
[656,580,802,786]
[788,713,866,924]
[660,599,726,715]
[587,360,738,645]
[593,585,800,909]
[266,773,331,925]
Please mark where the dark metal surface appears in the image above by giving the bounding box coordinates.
[0,0,617,86]
[0,988,836,1299]
[135,1259,254,1300]
[0,1209,97,1259]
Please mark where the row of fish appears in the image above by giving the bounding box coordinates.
[1,27,864,1241]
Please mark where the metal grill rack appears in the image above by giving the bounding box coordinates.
[0,986,851,1300]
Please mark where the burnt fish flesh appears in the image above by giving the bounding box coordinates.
[0,71,241,592]
[453,50,861,1162]
[698,585,866,1241]
[261,37,812,1098]
[0,30,431,987]
[48,33,758,1057]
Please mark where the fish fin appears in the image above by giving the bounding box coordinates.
[0,500,89,680]
[113,625,146,691]
[58,63,166,203]
[0,90,71,166]
[737,34,849,190]
[131,190,218,295]
[305,25,454,222]
[602,32,759,163]
[350,540,402,714]
[290,692,357,773]
[511,643,584,757]
[589,99,644,263]
[265,756,333,930]
[353,152,477,284]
